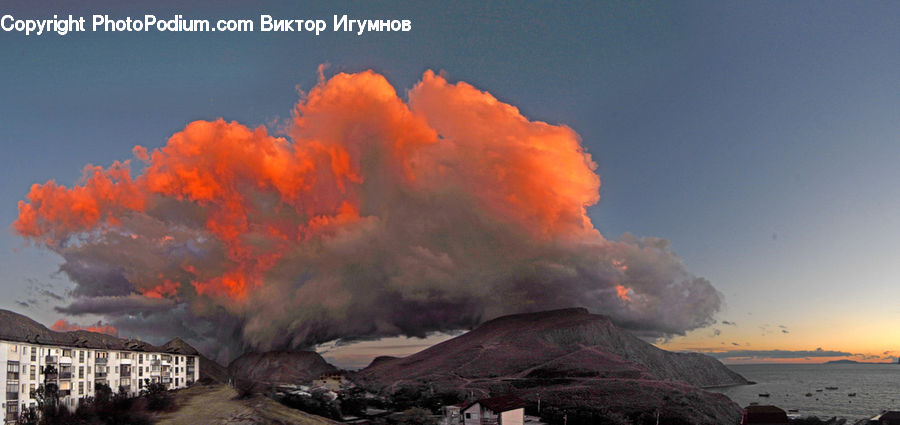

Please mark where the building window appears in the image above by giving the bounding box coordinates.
[79,366,84,379]
[8,361,20,380]
[6,402,18,422]
[30,365,36,380]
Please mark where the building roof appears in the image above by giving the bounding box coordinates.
[467,394,527,413]
[0,309,197,355]
[742,405,789,424]
[875,411,900,420]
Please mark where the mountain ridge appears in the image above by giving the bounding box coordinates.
[353,307,746,424]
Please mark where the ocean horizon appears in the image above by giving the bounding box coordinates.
[709,363,900,421]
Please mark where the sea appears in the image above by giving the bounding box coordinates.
[707,363,900,421]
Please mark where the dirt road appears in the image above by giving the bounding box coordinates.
[154,384,338,425]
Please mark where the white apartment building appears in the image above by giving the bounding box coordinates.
[1,339,199,424]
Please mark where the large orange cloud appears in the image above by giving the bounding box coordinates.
[15,70,720,361]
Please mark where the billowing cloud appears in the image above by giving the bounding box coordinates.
[14,70,723,362]
[51,319,118,336]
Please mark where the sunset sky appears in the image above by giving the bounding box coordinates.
[2,1,899,367]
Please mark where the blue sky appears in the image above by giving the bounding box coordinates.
[2,1,899,363]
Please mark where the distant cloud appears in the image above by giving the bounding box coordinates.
[14,301,29,308]
[38,288,64,301]
[782,329,789,334]
[721,320,736,326]
[731,342,740,346]
[55,294,175,316]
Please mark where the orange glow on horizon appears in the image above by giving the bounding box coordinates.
[50,319,118,337]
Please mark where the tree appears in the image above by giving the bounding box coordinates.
[140,379,171,411]
[18,407,38,425]
[94,382,113,406]
[31,364,60,420]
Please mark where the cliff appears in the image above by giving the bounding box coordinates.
[228,350,338,393]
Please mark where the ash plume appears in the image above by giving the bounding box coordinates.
[14,70,722,362]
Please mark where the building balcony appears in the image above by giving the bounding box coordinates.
[6,391,19,401]
[59,356,73,364]
[94,372,108,378]
[95,357,108,364]
[120,359,132,365]
[60,372,73,380]
[45,355,58,363]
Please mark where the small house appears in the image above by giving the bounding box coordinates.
[461,394,526,425]
[312,372,347,391]
[441,402,467,425]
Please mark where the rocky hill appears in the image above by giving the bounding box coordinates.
[353,308,747,424]
[199,354,229,384]
[228,350,338,393]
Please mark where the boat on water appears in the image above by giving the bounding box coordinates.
[826,386,839,390]
[848,393,856,396]
[759,393,771,397]
[805,393,813,397]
